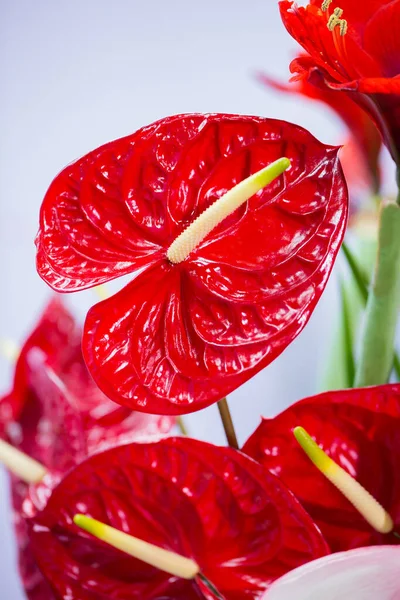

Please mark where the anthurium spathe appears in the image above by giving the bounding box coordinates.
[263,546,400,600]
[280,1,400,163]
[25,438,328,600]
[35,113,348,414]
[243,384,400,552]
[0,297,174,468]
[0,298,174,600]
[258,71,382,194]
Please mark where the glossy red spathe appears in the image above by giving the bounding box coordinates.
[0,298,174,600]
[258,71,382,195]
[0,297,174,466]
[243,384,400,552]
[280,1,400,162]
[26,437,328,600]
[36,114,348,414]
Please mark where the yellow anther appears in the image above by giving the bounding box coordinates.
[339,19,348,35]
[294,427,394,535]
[327,6,347,36]
[321,0,333,11]
[166,158,291,264]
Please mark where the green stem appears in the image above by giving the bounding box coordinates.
[339,277,356,386]
[354,201,400,387]
[342,241,400,380]
[341,242,368,303]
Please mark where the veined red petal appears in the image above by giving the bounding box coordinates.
[0,298,174,599]
[27,438,328,600]
[310,0,394,32]
[280,1,400,160]
[364,0,400,78]
[243,384,400,552]
[54,114,348,413]
[258,70,381,192]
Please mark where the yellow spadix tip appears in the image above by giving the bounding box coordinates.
[252,157,291,187]
[293,426,394,535]
[73,514,200,579]
[74,514,101,536]
[167,157,291,264]
[293,426,334,473]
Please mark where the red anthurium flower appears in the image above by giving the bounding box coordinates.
[35,114,348,414]
[24,438,328,600]
[258,71,382,194]
[243,384,400,552]
[280,1,400,162]
[0,298,174,600]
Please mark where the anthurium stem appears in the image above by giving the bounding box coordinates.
[217,397,238,449]
[354,201,400,387]
[176,417,188,436]
[198,572,225,599]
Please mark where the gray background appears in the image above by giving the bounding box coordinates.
[0,0,381,597]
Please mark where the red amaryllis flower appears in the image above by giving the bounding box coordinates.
[0,298,174,600]
[35,114,348,414]
[24,438,328,600]
[243,384,400,553]
[279,1,400,163]
[258,71,382,193]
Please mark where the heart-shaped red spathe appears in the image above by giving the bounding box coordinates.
[243,384,400,553]
[0,298,174,600]
[26,438,328,600]
[1,297,174,466]
[36,114,348,414]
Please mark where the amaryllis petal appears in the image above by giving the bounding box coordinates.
[26,438,328,600]
[263,546,400,600]
[279,0,400,162]
[243,384,400,552]
[37,114,348,413]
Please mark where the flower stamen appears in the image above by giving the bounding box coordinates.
[321,0,333,12]
[327,7,348,36]
[294,426,394,534]
[166,158,291,264]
